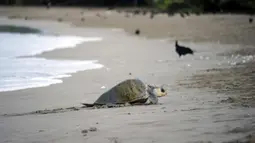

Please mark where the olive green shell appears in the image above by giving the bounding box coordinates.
[94,79,148,105]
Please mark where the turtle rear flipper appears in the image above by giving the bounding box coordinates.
[81,102,120,107]
[81,103,95,107]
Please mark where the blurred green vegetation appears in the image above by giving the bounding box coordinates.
[1,0,254,14]
[148,0,255,14]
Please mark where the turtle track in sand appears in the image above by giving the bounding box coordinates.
[1,103,162,117]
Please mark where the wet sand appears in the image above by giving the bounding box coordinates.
[0,6,255,143]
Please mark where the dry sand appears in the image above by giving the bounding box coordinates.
[1,6,255,45]
[0,6,255,143]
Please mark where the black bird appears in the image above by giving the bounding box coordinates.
[135,29,140,35]
[175,40,194,57]
[249,17,253,23]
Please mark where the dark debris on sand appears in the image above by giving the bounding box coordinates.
[81,129,88,134]
[81,127,98,137]
[89,127,97,132]
[57,18,63,22]
[178,58,255,108]
[223,133,255,143]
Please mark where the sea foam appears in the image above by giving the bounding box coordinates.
[0,32,103,92]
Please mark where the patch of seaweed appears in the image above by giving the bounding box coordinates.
[0,25,41,34]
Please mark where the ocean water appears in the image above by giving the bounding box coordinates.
[0,32,104,92]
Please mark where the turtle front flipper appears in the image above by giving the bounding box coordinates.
[146,85,167,104]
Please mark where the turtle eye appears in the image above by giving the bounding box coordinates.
[161,88,165,93]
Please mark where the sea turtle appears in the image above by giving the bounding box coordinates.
[82,79,167,108]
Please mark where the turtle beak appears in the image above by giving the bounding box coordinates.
[155,87,167,97]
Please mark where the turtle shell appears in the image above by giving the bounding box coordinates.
[94,79,148,105]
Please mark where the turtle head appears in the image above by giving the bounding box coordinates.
[147,85,167,98]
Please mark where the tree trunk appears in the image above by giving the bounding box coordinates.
[15,0,23,5]
[5,0,10,4]
[134,0,137,7]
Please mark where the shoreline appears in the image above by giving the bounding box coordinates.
[0,19,106,93]
[0,6,255,143]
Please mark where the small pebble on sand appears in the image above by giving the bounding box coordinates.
[58,18,63,22]
[96,13,101,17]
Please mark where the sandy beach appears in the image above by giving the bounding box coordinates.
[0,6,255,143]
